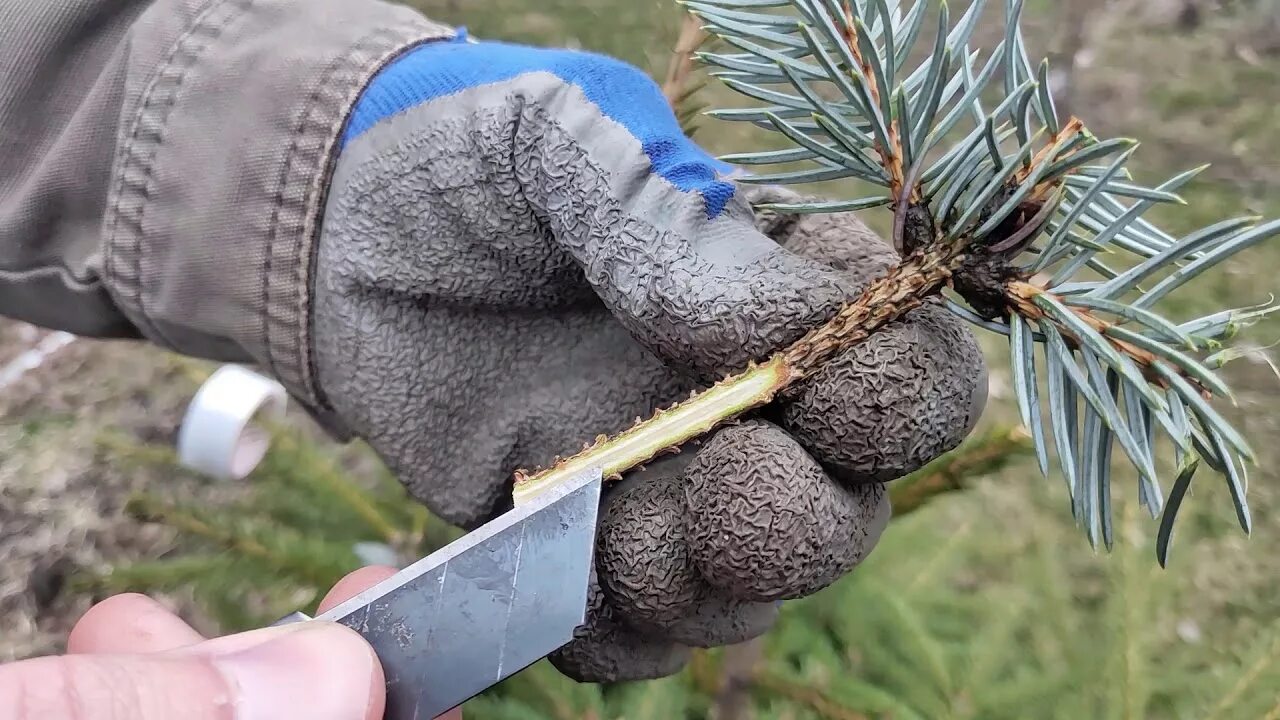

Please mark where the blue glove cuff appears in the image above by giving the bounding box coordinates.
[341,31,738,218]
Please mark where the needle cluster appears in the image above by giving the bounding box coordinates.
[513,0,1277,565]
[691,0,1279,561]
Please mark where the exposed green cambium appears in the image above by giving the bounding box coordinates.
[515,0,1279,564]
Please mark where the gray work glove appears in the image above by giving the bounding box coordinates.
[313,37,987,681]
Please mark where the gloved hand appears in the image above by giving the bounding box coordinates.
[313,34,987,682]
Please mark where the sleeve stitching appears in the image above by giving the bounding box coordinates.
[262,24,453,406]
[103,0,254,349]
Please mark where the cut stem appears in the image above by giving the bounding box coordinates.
[512,232,1218,505]
[513,249,958,503]
[514,355,794,500]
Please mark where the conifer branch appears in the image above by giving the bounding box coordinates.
[124,494,357,586]
[751,670,874,720]
[515,0,1280,561]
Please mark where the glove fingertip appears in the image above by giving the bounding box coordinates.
[781,304,987,484]
[779,214,898,286]
[597,477,703,630]
[549,566,690,683]
[548,626,690,684]
[658,598,778,649]
[684,421,888,602]
[597,468,779,649]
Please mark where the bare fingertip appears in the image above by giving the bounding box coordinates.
[68,593,203,655]
[214,622,383,720]
[318,565,399,614]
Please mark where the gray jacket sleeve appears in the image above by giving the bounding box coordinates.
[0,0,453,402]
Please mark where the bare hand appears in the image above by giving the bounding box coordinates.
[0,566,462,720]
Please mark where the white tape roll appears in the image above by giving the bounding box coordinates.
[176,365,288,480]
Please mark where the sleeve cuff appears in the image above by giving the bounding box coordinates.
[102,0,454,407]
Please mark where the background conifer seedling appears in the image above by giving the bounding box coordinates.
[512,0,1279,565]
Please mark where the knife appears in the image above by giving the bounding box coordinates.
[274,467,603,719]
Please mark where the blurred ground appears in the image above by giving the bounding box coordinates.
[0,328,195,659]
[2,0,1278,692]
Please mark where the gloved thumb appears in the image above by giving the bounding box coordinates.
[0,622,384,720]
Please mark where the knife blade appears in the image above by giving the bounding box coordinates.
[276,467,602,719]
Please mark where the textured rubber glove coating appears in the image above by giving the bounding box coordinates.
[342,32,736,216]
[315,38,987,682]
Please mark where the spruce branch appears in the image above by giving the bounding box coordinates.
[750,670,874,720]
[515,0,1279,562]
[124,493,359,587]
